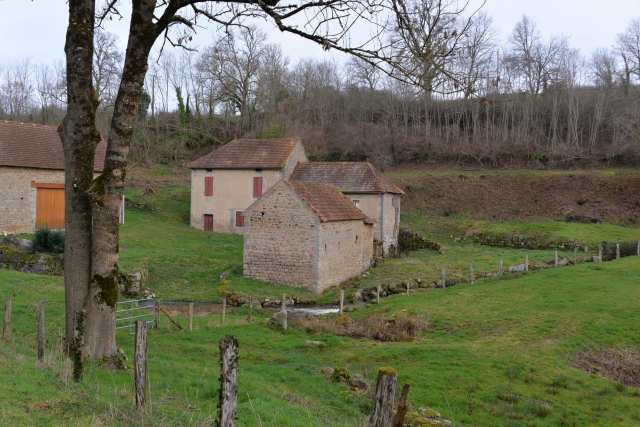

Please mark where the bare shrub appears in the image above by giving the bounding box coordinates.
[294,313,429,342]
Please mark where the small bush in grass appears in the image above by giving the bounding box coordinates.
[31,228,65,253]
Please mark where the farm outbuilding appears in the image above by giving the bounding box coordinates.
[0,120,106,234]
[243,180,373,293]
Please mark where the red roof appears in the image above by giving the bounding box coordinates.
[0,120,106,171]
[290,162,404,195]
[188,137,300,169]
[287,180,368,222]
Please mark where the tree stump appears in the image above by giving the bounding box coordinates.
[135,320,148,412]
[369,367,397,427]
[218,335,239,427]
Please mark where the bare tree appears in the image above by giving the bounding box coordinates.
[614,17,640,95]
[590,48,619,89]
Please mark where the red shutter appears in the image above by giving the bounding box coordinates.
[204,176,213,196]
[204,214,213,231]
[253,177,263,198]
[235,211,244,227]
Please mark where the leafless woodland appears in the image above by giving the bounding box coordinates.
[2,15,640,169]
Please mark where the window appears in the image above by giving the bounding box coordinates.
[204,176,213,197]
[204,214,213,231]
[253,177,263,198]
[352,199,360,208]
[235,211,245,227]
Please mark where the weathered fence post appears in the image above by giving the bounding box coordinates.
[222,297,226,326]
[470,265,474,284]
[441,269,445,289]
[499,259,503,276]
[134,320,148,413]
[339,290,344,316]
[218,335,239,427]
[37,301,45,363]
[525,254,529,271]
[376,284,380,304]
[616,244,620,260]
[2,299,10,340]
[282,294,286,311]
[599,245,603,262]
[406,280,410,296]
[189,301,194,331]
[155,301,160,330]
[555,251,558,268]
[574,247,578,263]
[248,297,253,322]
[393,384,411,427]
[369,367,398,427]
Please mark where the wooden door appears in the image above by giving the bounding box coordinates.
[204,214,214,231]
[36,188,65,229]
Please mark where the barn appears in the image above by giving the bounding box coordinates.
[0,120,106,234]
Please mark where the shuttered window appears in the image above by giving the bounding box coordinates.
[235,211,244,227]
[204,176,213,196]
[204,214,213,231]
[253,177,263,198]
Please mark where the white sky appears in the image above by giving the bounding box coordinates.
[0,0,639,66]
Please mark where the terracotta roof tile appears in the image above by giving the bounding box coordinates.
[188,137,300,169]
[0,120,106,171]
[290,162,404,194]
[287,180,368,222]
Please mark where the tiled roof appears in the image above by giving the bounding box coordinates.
[188,137,300,169]
[0,120,106,171]
[287,180,368,222]
[290,162,404,195]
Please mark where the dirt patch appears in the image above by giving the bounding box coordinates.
[391,171,640,225]
[574,348,640,387]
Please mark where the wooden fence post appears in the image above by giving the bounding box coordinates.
[369,367,398,427]
[189,301,194,331]
[339,290,344,316]
[393,384,411,427]
[499,259,503,276]
[616,244,620,260]
[637,240,640,256]
[282,294,286,311]
[599,245,603,262]
[248,297,253,322]
[555,251,558,268]
[406,280,410,296]
[574,247,578,263]
[157,303,183,331]
[441,269,445,289]
[37,301,45,363]
[376,285,380,304]
[134,320,148,413]
[218,335,239,427]
[3,299,10,340]
[222,297,226,326]
[155,301,160,330]
[470,265,474,284]
[525,254,529,271]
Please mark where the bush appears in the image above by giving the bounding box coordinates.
[30,228,65,253]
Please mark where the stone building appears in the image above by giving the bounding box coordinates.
[0,121,106,234]
[188,137,307,234]
[243,180,373,293]
[290,161,404,256]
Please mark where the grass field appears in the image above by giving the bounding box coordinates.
[2,177,640,426]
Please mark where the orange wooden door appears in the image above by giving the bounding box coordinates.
[36,188,65,229]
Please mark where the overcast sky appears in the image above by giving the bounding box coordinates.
[1,0,639,66]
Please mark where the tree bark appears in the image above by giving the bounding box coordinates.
[218,335,239,427]
[59,0,101,354]
[369,367,397,427]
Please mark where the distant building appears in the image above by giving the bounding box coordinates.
[0,120,106,234]
[290,162,404,256]
[188,137,307,234]
[243,180,373,292]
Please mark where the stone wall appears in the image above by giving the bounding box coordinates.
[243,182,321,290]
[317,220,373,291]
[472,233,583,250]
[380,193,401,255]
[0,166,65,234]
[398,227,442,254]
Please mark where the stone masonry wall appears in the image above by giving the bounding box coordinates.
[0,166,65,234]
[243,183,321,290]
[317,219,373,292]
[381,193,401,255]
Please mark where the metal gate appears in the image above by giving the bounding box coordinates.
[116,297,156,334]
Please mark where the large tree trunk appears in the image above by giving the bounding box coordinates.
[82,0,158,360]
[59,0,101,352]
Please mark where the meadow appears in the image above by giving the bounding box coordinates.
[1,173,640,426]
